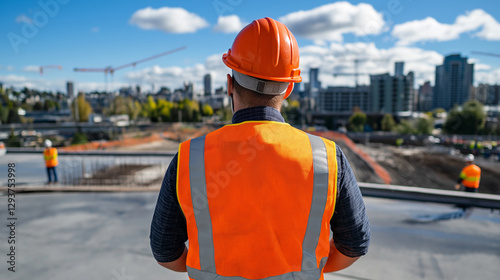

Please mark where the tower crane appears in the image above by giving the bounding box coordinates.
[73,46,186,92]
[471,51,500,84]
[333,57,390,87]
[39,65,62,75]
[471,51,500,58]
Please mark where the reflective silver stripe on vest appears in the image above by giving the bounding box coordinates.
[187,134,330,279]
[189,136,216,273]
[187,257,327,280]
[302,134,329,271]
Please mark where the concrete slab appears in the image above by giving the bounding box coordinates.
[0,153,172,187]
[0,192,499,280]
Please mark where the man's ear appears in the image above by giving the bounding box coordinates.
[227,74,233,97]
[283,83,294,99]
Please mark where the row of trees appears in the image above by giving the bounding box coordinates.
[0,90,22,124]
[348,112,435,135]
[2,85,495,136]
[348,100,490,135]
[70,95,217,123]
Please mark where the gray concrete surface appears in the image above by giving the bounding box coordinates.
[0,192,499,280]
[0,154,172,187]
[1,153,500,279]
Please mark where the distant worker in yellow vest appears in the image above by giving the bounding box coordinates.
[43,139,58,184]
[150,17,370,279]
[455,154,481,192]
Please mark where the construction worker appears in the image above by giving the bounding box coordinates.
[43,139,58,184]
[150,18,370,279]
[455,154,481,193]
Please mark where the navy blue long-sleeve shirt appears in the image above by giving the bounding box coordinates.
[150,106,370,262]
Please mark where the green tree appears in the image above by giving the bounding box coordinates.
[131,100,142,121]
[415,117,434,135]
[108,96,142,121]
[71,94,92,122]
[0,103,7,124]
[142,96,159,122]
[72,132,88,145]
[44,99,56,111]
[381,113,396,131]
[349,112,367,132]
[178,98,200,122]
[432,108,446,118]
[157,99,174,121]
[33,101,44,111]
[201,104,214,116]
[7,108,21,124]
[217,106,232,122]
[395,120,415,135]
[282,99,301,124]
[6,129,21,147]
[444,100,486,135]
[108,96,128,116]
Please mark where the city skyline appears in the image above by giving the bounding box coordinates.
[1,0,499,93]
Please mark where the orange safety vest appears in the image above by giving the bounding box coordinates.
[44,147,58,168]
[177,121,338,280]
[460,164,481,189]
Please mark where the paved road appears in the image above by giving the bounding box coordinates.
[0,191,499,280]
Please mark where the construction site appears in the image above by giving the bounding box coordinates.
[1,1,500,279]
[1,126,500,280]
[21,124,497,195]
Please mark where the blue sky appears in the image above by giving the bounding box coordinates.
[1,0,499,93]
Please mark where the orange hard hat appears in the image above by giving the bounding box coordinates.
[222,17,302,83]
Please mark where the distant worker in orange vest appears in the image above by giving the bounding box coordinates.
[455,154,481,192]
[43,139,58,184]
[150,17,370,279]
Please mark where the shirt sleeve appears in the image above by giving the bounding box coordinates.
[330,145,371,258]
[150,153,188,262]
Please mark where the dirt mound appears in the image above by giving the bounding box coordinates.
[359,144,500,195]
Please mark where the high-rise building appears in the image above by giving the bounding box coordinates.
[488,85,500,105]
[319,86,370,112]
[309,68,321,110]
[370,65,414,113]
[395,62,404,77]
[418,81,433,112]
[184,81,195,100]
[0,82,4,92]
[309,68,320,91]
[204,74,212,96]
[433,54,474,111]
[66,81,74,99]
[474,84,500,105]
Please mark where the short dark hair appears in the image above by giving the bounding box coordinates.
[233,77,284,108]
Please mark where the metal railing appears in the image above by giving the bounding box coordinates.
[359,182,500,209]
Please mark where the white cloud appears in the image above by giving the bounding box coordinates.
[392,9,500,45]
[0,65,14,71]
[125,53,229,91]
[213,15,246,33]
[15,14,32,24]
[0,74,131,93]
[0,74,53,91]
[91,27,100,33]
[475,63,492,71]
[279,2,385,41]
[298,42,444,87]
[475,68,500,85]
[23,65,41,73]
[129,7,209,33]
